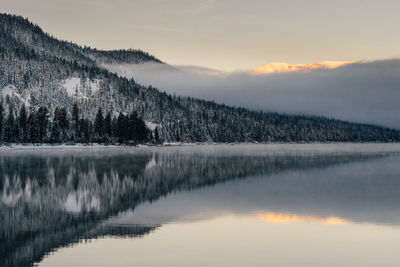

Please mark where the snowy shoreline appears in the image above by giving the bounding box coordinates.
[0,142,198,150]
[1,142,400,153]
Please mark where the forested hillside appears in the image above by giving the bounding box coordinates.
[0,13,399,143]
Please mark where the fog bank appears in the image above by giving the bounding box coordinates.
[104,59,400,129]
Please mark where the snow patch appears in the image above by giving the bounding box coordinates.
[63,77,80,97]
[145,121,160,131]
[62,77,101,98]
[1,85,30,106]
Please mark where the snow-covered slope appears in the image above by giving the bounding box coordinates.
[1,13,399,143]
[1,85,30,106]
[62,78,101,98]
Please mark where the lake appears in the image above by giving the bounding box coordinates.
[1,144,400,267]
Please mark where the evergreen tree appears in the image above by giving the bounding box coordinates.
[154,127,160,142]
[37,107,48,143]
[4,109,14,143]
[79,118,88,143]
[19,104,27,142]
[128,112,137,141]
[175,131,181,142]
[52,107,69,142]
[52,107,61,143]
[0,101,3,142]
[57,107,69,142]
[104,111,112,139]
[50,122,60,143]
[136,117,148,141]
[116,112,126,143]
[27,113,38,143]
[72,103,79,140]
[124,111,148,142]
[94,107,104,139]
[111,117,118,140]
[13,117,20,142]
[87,120,93,143]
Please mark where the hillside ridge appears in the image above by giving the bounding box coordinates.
[0,13,399,143]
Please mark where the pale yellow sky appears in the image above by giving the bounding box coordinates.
[2,0,400,70]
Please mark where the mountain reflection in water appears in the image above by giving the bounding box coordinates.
[1,144,400,267]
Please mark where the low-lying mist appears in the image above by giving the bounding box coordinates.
[103,59,400,129]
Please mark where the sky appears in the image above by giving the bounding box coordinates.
[2,0,400,70]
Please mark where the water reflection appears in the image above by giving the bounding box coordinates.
[1,144,400,267]
[255,212,348,224]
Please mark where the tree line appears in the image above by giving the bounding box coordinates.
[0,102,159,144]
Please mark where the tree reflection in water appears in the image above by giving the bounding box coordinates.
[0,145,398,267]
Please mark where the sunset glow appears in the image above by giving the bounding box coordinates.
[253,61,356,74]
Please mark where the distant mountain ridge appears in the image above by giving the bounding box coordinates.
[84,47,163,65]
[0,13,399,143]
[0,14,162,66]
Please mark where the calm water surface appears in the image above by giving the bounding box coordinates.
[1,144,400,267]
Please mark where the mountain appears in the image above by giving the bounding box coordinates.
[0,14,161,66]
[0,13,399,143]
[253,61,355,74]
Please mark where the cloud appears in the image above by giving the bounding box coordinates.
[103,59,400,129]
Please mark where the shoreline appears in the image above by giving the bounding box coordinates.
[1,142,400,152]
